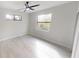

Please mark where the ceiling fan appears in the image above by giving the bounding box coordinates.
[18,1,40,12]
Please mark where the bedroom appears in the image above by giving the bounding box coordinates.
[0,1,78,58]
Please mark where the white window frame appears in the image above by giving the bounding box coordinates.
[36,13,52,32]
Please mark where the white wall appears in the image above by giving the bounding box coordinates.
[71,3,79,58]
[71,11,79,58]
[28,2,78,51]
[0,8,28,41]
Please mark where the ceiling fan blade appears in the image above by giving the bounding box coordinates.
[24,9,26,12]
[25,1,29,7]
[29,7,34,10]
[30,4,40,7]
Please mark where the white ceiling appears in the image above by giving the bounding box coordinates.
[0,1,71,13]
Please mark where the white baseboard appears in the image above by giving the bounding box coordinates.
[0,33,26,42]
[28,34,72,52]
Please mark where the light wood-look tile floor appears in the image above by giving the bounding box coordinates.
[0,35,71,58]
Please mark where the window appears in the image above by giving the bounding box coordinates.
[6,14,14,20]
[6,14,22,21]
[14,15,22,21]
[37,14,51,31]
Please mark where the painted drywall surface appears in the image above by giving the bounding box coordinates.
[0,8,28,41]
[73,33,79,58]
[71,3,79,57]
[28,2,78,51]
[72,20,79,57]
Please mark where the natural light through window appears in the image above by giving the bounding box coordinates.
[6,14,14,20]
[15,16,20,20]
[37,14,52,31]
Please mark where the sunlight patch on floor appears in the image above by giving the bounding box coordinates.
[35,40,63,58]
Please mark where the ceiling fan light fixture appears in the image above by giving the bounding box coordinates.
[26,8,30,11]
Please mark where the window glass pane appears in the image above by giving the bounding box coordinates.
[14,15,22,21]
[15,16,19,20]
[38,14,51,22]
[37,14,51,31]
[6,14,14,20]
